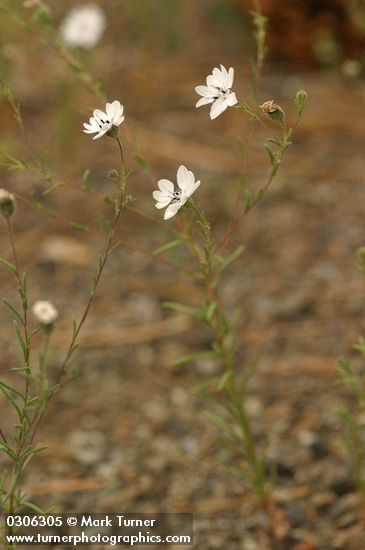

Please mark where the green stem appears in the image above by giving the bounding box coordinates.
[28,136,126,447]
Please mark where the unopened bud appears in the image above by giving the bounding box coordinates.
[0,188,16,219]
[260,99,285,122]
[108,169,118,179]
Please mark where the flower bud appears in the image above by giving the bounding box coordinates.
[0,188,16,219]
[108,169,118,179]
[259,99,285,122]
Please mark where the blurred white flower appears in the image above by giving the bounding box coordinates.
[60,3,106,49]
[153,165,200,220]
[32,301,58,326]
[195,64,237,120]
[83,100,124,140]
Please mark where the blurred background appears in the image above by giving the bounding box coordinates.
[2,1,365,548]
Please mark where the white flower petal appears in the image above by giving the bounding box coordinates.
[207,68,222,88]
[195,85,217,99]
[226,92,238,107]
[93,109,108,121]
[186,180,201,198]
[212,67,225,88]
[210,97,229,120]
[176,165,188,188]
[164,202,181,220]
[113,114,125,126]
[219,64,230,88]
[106,100,123,124]
[227,67,234,89]
[83,122,97,131]
[92,128,108,140]
[177,165,195,191]
[153,190,170,202]
[196,97,214,108]
[206,74,217,88]
[155,199,172,209]
[157,179,174,193]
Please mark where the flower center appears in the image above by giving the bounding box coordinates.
[94,114,111,130]
[170,189,182,204]
[214,87,230,100]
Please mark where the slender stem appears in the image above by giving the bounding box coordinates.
[5,218,31,397]
[116,136,125,168]
[182,206,276,540]
[28,136,126,446]
[217,116,290,253]
[38,330,51,407]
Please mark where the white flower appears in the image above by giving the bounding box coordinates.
[32,301,58,326]
[153,165,200,220]
[60,3,106,49]
[83,100,124,140]
[195,64,238,120]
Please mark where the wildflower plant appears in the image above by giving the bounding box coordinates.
[153,80,307,547]
[0,1,309,548]
[337,247,365,514]
[0,91,129,546]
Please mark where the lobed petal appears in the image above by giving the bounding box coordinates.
[207,68,223,88]
[106,100,124,124]
[196,97,214,108]
[227,67,234,89]
[92,127,109,139]
[218,64,230,88]
[155,199,172,209]
[226,92,238,107]
[186,180,201,198]
[153,190,170,202]
[164,202,181,220]
[113,114,125,127]
[93,109,108,122]
[177,165,195,191]
[83,122,97,132]
[157,179,174,193]
[210,97,229,120]
[212,67,226,88]
[195,85,217,99]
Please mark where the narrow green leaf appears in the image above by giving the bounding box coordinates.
[0,258,17,275]
[3,299,24,326]
[14,322,28,362]
[162,301,203,320]
[153,240,183,256]
[82,169,90,191]
[264,143,277,167]
[42,182,63,196]
[171,351,217,368]
[31,192,58,219]
[220,245,246,274]
[70,222,89,233]
[217,371,233,391]
[204,302,217,323]
[134,155,150,171]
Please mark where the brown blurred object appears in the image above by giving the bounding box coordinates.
[238,0,365,68]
